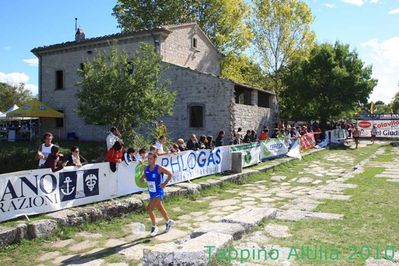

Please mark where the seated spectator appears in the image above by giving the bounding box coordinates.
[66,146,88,167]
[243,130,252,143]
[199,135,207,149]
[43,145,67,172]
[206,136,215,149]
[155,135,168,155]
[215,130,225,147]
[187,134,199,150]
[176,138,187,151]
[250,130,257,142]
[123,147,137,165]
[104,141,123,172]
[169,143,180,154]
[259,128,269,141]
[135,148,147,162]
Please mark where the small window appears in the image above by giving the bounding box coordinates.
[192,37,197,49]
[189,105,204,128]
[258,91,270,108]
[56,70,64,89]
[56,110,64,128]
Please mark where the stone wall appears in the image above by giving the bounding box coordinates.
[162,24,221,76]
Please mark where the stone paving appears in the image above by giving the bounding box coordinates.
[18,142,395,265]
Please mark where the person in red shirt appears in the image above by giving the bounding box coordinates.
[44,145,67,172]
[104,141,123,172]
[258,127,269,141]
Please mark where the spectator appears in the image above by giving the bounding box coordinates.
[106,127,123,151]
[258,128,269,141]
[187,134,199,150]
[155,135,168,155]
[66,146,88,167]
[135,148,147,162]
[176,138,187,151]
[353,126,360,149]
[199,135,207,149]
[43,145,67,172]
[215,130,225,147]
[206,136,215,149]
[104,141,123,172]
[169,144,180,154]
[37,132,55,168]
[250,130,257,142]
[149,145,157,154]
[123,147,137,165]
[236,128,243,144]
[243,130,252,143]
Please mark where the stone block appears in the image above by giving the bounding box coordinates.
[221,208,277,230]
[28,219,58,239]
[191,222,245,240]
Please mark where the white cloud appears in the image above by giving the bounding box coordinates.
[0,72,38,96]
[324,3,337,8]
[340,0,379,6]
[23,58,39,67]
[388,8,399,15]
[361,37,399,103]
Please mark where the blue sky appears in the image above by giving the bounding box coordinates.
[1,0,398,107]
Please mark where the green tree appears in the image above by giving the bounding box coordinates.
[373,101,392,114]
[392,92,399,114]
[77,43,175,145]
[112,0,252,53]
[280,42,377,125]
[220,52,269,89]
[252,0,315,93]
[0,82,32,112]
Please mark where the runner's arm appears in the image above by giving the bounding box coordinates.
[159,166,172,188]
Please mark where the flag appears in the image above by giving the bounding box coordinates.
[370,102,375,114]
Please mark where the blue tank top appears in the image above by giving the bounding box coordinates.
[145,165,164,198]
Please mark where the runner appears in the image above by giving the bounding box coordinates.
[353,126,360,149]
[141,152,174,236]
[370,125,377,144]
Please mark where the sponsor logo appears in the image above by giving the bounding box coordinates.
[59,169,99,202]
[358,121,371,128]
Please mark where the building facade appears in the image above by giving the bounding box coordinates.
[32,23,277,143]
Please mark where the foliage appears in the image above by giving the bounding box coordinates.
[372,101,393,114]
[251,0,315,93]
[280,42,377,123]
[220,52,269,89]
[77,43,175,146]
[392,92,399,114]
[0,82,32,112]
[112,0,252,53]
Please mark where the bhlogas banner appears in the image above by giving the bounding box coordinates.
[300,133,316,150]
[357,120,399,138]
[229,142,261,167]
[117,146,232,196]
[0,163,114,222]
[260,138,289,161]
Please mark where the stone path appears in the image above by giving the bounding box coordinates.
[22,143,390,265]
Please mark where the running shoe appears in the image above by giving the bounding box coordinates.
[165,220,174,233]
[150,226,158,236]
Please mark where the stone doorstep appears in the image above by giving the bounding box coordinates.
[0,149,323,247]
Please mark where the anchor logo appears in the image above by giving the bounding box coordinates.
[61,176,75,195]
[85,174,97,192]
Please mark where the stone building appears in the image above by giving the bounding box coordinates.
[32,23,278,143]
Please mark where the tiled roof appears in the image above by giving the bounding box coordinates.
[31,27,172,54]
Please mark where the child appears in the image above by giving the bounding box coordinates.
[135,148,147,163]
[141,152,174,236]
[123,147,137,165]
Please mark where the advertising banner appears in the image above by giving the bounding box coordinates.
[357,120,399,138]
[117,147,232,196]
[0,163,114,222]
[300,133,316,150]
[229,142,261,167]
[260,138,289,161]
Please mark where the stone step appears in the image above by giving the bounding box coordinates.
[276,210,343,221]
[221,208,277,230]
[190,222,245,240]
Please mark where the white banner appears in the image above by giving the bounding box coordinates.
[117,147,232,196]
[229,143,261,167]
[260,138,289,161]
[287,140,302,160]
[357,120,399,138]
[0,163,115,222]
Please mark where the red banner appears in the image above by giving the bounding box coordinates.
[300,132,316,150]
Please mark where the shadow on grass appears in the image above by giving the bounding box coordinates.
[59,233,166,265]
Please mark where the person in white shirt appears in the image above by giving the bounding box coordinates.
[37,132,56,168]
[106,127,123,151]
[154,135,168,155]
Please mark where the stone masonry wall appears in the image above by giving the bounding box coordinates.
[232,103,273,135]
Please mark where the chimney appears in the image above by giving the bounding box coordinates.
[75,27,85,42]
